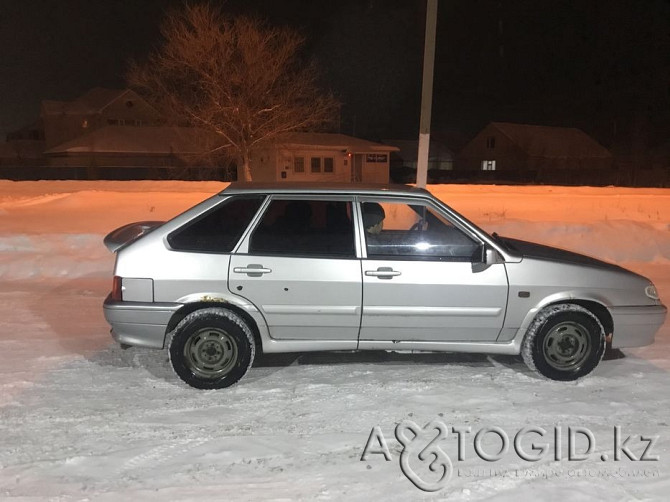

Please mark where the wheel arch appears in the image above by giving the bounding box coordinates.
[514,296,614,348]
[565,299,614,338]
[165,301,263,353]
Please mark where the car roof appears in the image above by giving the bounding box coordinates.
[222,182,430,198]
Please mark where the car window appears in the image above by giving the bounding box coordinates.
[361,200,482,261]
[249,199,355,257]
[168,195,265,253]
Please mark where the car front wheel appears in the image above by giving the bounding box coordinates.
[521,304,606,381]
[169,308,255,389]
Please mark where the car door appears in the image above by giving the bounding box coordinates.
[229,196,363,341]
[358,198,508,342]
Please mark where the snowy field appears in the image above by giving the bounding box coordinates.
[0,180,669,501]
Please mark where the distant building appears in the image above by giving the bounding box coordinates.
[41,88,164,150]
[1,121,45,168]
[252,133,399,183]
[1,88,398,181]
[458,122,612,172]
[383,139,454,171]
[43,125,222,171]
[6,120,45,142]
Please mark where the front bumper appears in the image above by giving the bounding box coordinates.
[610,304,667,348]
[103,294,181,349]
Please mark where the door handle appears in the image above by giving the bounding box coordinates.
[365,267,401,279]
[233,264,272,277]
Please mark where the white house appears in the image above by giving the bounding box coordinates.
[251,133,399,183]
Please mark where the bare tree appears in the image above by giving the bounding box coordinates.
[128,3,338,181]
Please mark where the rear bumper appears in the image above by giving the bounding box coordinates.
[610,304,667,348]
[103,294,181,349]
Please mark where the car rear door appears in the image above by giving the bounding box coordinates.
[229,196,363,341]
[358,198,508,342]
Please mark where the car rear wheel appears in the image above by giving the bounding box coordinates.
[169,308,255,389]
[521,304,606,381]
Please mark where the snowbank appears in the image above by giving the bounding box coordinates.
[0,181,668,280]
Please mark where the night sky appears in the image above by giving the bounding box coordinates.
[2,0,670,154]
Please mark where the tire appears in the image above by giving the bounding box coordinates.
[168,308,255,389]
[521,304,606,381]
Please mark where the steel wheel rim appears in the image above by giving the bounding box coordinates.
[542,321,591,371]
[184,328,238,379]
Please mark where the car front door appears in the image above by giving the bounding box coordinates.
[229,196,362,341]
[358,198,508,342]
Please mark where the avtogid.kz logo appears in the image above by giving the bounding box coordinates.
[361,420,659,492]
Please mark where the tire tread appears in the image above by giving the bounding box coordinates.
[521,304,606,380]
[168,307,255,389]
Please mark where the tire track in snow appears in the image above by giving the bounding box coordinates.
[117,438,209,474]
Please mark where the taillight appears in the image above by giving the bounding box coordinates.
[111,276,123,301]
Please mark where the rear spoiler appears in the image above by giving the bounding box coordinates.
[103,221,165,252]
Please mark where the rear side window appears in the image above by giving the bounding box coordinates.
[168,195,264,253]
[249,199,355,257]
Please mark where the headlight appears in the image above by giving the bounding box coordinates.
[645,284,660,301]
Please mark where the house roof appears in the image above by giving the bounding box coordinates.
[382,139,454,161]
[42,88,146,115]
[274,133,399,153]
[44,126,222,155]
[490,122,611,158]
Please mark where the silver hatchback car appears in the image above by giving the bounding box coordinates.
[103,183,666,389]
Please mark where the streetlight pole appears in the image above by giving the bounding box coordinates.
[416,0,438,188]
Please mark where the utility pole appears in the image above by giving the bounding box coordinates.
[416,0,438,188]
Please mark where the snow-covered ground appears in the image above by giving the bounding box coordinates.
[0,180,668,501]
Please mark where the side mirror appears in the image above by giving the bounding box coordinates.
[472,245,501,272]
[469,244,486,264]
[485,246,500,265]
